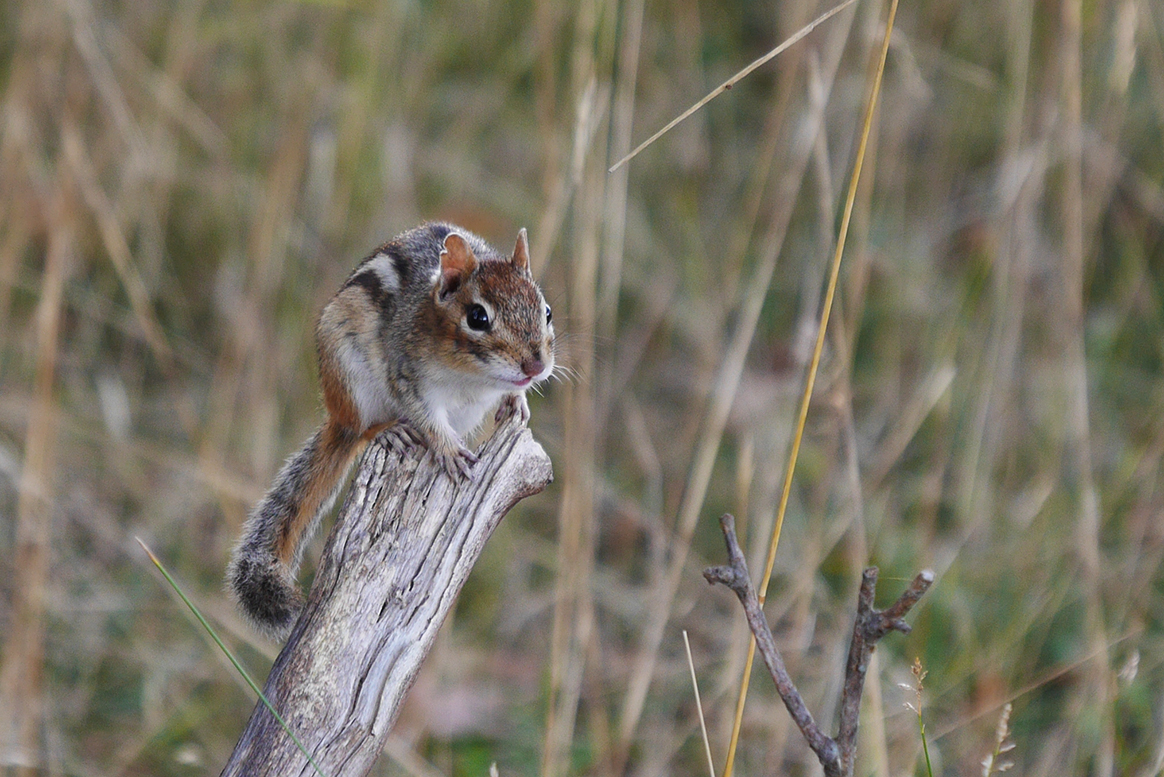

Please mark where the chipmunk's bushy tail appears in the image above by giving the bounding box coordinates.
[226,419,365,640]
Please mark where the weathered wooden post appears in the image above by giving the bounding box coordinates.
[222,414,552,775]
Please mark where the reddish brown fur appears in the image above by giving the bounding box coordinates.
[422,256,546,372]
[274,419,363,565]
[316,290,370,431]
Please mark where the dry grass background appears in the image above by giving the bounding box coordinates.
[0,0,1161,774]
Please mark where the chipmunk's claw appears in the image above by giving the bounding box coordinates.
[434,444,478,480]
[495,393,531,425]
[383,421,425,452]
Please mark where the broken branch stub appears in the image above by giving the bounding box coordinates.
[222,415,552,775]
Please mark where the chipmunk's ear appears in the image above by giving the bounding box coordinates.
[439,232,478,296]
[511,228,530,273]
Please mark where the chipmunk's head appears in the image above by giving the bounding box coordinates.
[431,227,555,390]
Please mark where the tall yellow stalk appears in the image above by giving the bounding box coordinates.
[722,0,901,773]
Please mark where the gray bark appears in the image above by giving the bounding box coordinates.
[222,415,553,775]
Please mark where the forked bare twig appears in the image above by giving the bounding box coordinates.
[704,514,933,777]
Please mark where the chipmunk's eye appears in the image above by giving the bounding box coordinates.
[467,304,491,331]
[545,305,553,324]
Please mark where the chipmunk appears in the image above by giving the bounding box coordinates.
[226,222,555,639]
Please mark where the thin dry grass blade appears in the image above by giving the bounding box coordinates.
[682,630,717,777]
[1059,0,1114,769]
[608,0,856,173]
[61,126,173,366]
[541,5,611,773]
[931,629,1140,742]
[0,175,73,776]
[62,0,145,154]
[598,0,645,335]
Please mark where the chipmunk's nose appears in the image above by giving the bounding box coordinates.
[521,357,545,378]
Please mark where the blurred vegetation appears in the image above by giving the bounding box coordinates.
[0,0,1162,774]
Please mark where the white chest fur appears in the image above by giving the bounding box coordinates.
[421,370,513,439]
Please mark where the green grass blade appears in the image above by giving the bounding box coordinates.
[136,537,328,777]
[919,717,934,777]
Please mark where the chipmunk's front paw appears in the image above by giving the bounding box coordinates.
[433,443,478,480]
[495,393,531,425]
